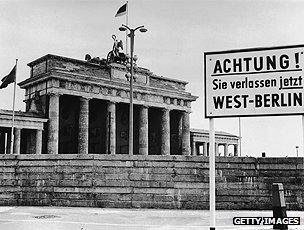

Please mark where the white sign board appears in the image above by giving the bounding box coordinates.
[204,45,304,118]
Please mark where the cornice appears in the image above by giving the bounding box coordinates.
[20,70,198,101]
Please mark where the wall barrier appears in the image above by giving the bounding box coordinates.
[0,154,303,210]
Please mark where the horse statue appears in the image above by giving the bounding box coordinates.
[106,35,127,65]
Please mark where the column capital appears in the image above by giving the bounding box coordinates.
[161,108,171,113]
[79,96,92,101]
[174,109,192,114]
[107,100,117,105]
[141,104,149,108]
[48,92,62,97]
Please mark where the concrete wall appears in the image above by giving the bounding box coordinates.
[0,155,303,210]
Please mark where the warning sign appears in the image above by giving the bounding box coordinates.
[204,45,304,118]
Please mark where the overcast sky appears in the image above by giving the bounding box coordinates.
[0,0,304,157]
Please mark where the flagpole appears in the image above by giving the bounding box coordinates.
[10,59,18,155]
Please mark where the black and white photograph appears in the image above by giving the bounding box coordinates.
[0,0,304,229]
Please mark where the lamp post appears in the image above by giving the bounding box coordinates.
[296,146,299,157]
[119,24,147,155]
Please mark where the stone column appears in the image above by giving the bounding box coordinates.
[6,132,11,154]
[161,108,170,155]
[13,128,21,155]
[78,97,90,154]
[234,144,238,156]
[191,139,196,156]
[0,132,5,154]
[107,101,116,155]
[215,142,219,156]
[224,143,228,157]
[139,105,148,155]
[178,113,183,152]
[182,111,190,156]
[203,142,207,156]
[35,129,43,154]
[47,93,60,154]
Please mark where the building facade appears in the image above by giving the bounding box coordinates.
[0,54,239,156]
[191,129,239,156]
[0,110,47,155]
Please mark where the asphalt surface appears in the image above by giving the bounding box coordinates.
[0,206,303,230]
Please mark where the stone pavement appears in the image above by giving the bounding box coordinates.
[0,206,303,230]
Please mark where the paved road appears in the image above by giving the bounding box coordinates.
[0,206,303,230]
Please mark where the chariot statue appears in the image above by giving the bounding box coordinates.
[106,35,127,65]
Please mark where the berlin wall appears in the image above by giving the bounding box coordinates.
[0,154,302,210]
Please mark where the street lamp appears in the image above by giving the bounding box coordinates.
[119,24,147,155]
[296,146,299,157]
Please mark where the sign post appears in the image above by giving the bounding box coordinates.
[204,44,304,229]
[209,118,216,230]
[302,115,304,156]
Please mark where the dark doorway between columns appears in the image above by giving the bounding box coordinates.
[148,107,161,155]
[89,99,107,154]
[116,103,129,154]
[115,103,140,155]
[0,130,5,154]
[20,129,36,154]
[41,94,49,154]
[59,95,79,154]
[133,105,140,155]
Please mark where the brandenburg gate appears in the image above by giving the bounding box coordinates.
[0,54,239,156]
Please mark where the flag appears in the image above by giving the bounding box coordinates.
[0,65,16,89]
[115,3,127,17]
